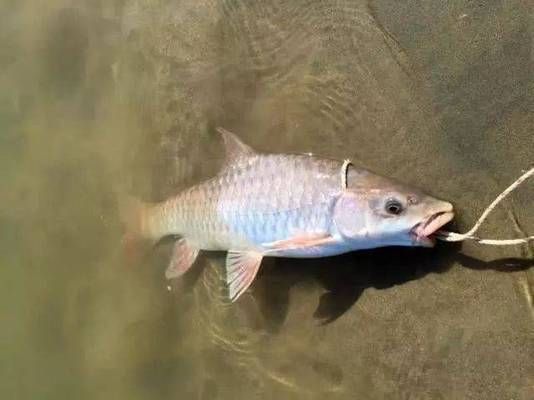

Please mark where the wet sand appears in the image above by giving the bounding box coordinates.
[1,1,532,399]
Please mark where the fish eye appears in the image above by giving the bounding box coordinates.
[385,199,403,215]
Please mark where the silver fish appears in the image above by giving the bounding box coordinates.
[124,128,454,301]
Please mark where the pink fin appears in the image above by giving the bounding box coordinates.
[165,239,200,279]
[121,232,146,265]
[263,233,335,251]
[226,251,263,302]
[118,196,147,237]
[118,195,150,265]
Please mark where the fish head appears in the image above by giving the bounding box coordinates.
[334,168,454,248]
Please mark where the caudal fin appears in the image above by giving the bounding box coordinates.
[117,194,152,264]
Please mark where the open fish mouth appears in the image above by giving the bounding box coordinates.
[411,211,455,247]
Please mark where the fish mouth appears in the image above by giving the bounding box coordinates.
[410,211,454,247]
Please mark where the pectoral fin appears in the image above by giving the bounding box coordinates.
[226,250,263,302]
[165,239,200,279]
[262,233,336,252]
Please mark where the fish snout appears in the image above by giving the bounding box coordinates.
[437,200,454,214]
[411,200,455,247]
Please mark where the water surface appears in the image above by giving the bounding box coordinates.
[1,1,533,399]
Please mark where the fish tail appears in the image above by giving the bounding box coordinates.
[118,195,150,237]
[117,194,154,263]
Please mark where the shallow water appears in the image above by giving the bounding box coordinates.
[1,1,533,399]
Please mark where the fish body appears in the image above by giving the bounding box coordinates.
[125,128,454,301]
[147,154,344,256]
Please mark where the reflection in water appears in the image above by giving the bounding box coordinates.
[1,1,533,399]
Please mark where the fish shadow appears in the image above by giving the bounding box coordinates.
[254,244,458,328]
[454,253,534,272]
[254,243,533,330]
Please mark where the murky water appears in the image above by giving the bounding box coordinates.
[1,1,533,399]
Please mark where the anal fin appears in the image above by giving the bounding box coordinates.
[165,239,200,279]
[226,250,263,302]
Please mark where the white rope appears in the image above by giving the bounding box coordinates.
[340,159,352,190]
[436,166,534,246]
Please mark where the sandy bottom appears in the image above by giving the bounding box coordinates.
[1,1,532,399]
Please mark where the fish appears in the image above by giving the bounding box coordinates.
[122,128,454,302]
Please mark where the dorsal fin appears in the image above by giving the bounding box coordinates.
[216,127,255,164]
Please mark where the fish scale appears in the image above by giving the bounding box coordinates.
[160,154,344,251]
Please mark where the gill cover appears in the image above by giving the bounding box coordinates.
[333,192,367,239]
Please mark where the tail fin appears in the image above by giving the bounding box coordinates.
[118,195,148,237]
[117,194,152,264]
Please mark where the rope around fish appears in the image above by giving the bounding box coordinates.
[435,166,534,246]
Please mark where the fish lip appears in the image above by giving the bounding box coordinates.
[410,211,455,247]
